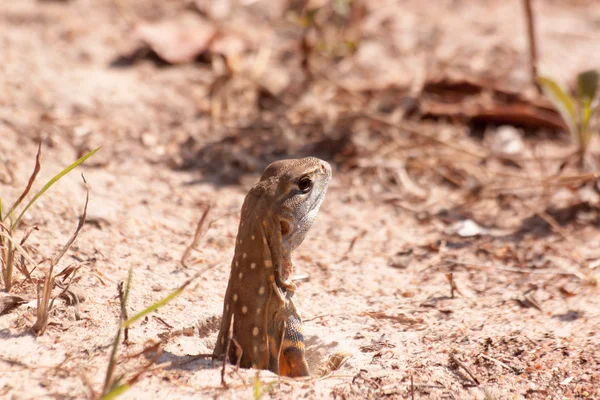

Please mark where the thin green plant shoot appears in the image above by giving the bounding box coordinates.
[100,268,194,400]
[538,70,599,167]
[0,143,100,292]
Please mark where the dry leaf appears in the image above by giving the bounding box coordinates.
[135,14,216,64]
[0,295,27,316]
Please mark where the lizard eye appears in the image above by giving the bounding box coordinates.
[297,177,312,192]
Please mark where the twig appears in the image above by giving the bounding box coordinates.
[410,374,415,400]
[479,353,515,373]
[221,313,235,386]
[522,0,541,93]
[303,313,330,322]
[181,206,211,268]
[449,353,480,385]
[3,141,42,222]
[277,321,287,383]
[534,209,572,243]
[445,258,578,277]
[344,112,489,159]
[445,272,463,298]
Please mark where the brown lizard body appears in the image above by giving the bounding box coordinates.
[213,157,332,377]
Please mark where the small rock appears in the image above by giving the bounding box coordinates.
[489,125,524,155]
[446,219,488,237]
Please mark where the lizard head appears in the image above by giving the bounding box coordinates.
[257,157,332,283]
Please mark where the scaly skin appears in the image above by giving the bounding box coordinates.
[213,157,332,377]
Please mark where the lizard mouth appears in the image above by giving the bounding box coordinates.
[278,220,293,285]
[280,220,291,236]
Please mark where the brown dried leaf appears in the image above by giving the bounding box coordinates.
[135,14,216,64]
[420,76,566,130]
[0,294,26,316]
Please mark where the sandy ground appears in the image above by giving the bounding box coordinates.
[1,0,600,399]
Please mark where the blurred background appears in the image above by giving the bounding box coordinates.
[1,0,600,399]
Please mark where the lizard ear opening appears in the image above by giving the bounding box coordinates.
[280,220,291,236]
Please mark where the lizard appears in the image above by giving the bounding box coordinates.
[213,157,332,377]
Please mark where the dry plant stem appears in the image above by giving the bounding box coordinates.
[486,171,600,195]
[123,344,164,388]
[277,321,287,378]
[445,273,462,298]
[181,205,211,268]
[232,338,243,372]
[221,313,235,386]
[32,175,89,335]
[3,142,41,223]
[449,353,480,385]
[0,225,39,269]
[522,0,541,93]
[101,268,131,398]
[346,113,489,159]
[479,353,515,373]
[338,229,368,262]
[0,229,37,292]
[117,282,129,343]
[517,198,573,243]
[445,258,578,277]
[16,225,38,280]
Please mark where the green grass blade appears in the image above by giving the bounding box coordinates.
[100,383,131,400]
[253,372,262,400]
[122,280,190,328]
[10,147,100,231]
[538,76,577,139]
